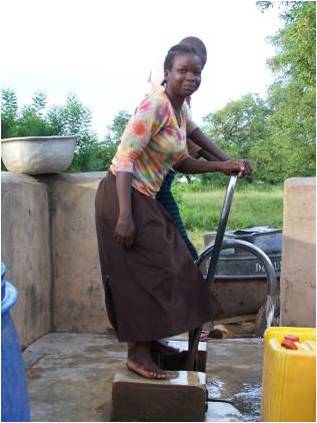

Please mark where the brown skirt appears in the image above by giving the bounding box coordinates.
[95,172,222,342]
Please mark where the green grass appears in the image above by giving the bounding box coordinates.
[173,185,283,253]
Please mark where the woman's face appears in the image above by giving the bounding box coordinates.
[165,53,202,98]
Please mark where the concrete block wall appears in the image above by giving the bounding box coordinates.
[1,173,51,349]
[280,177,316,327]
[43,173,111,333]
[2,172,112,348]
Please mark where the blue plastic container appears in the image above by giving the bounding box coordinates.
[1,262,30,422]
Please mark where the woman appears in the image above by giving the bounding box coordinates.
[95,44,244,380]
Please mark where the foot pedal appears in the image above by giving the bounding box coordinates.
[111,368,207,421]
[152,339,208,372]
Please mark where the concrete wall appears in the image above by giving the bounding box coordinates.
[1,173,51,349]
[280,177,316,327]
[3,171,315,346]
[2,172,111,346]
[42,173,111,333]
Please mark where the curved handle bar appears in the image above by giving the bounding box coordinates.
[197,239,278,296]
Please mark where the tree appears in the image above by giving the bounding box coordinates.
[47,93,97,150]
[1,88,54,138]
[104,110,131,145]
[252,1,316,181]
[264,1,316,179]
[32,91,47,115]
[202,94,272,182]
[1,88,18,138]
[46,93,101,172]
[267,2,316,88]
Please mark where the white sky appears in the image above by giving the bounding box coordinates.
[1,0,282,140]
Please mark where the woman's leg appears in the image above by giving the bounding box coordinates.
[157,172,219,340]
[156,170,198,261]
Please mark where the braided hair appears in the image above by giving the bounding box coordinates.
[163,44,201,71]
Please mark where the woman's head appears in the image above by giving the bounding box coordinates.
[163,44,202,98]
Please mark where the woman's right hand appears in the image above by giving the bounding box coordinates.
[219,160,246,177]
[114,216,136,248]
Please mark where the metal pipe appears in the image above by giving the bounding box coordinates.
[198,240,278,296]
[205,175,238,285]
[187,175,238,370]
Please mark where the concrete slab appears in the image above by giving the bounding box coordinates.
[205,338,263,422]
[24,333,263,422]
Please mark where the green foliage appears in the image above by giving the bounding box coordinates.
[203,94,271,156]
[68,142,118,173]
[202,94,273,182]
[47,93,97,150]
[1,88,18,138]
[264,1,316,180]
[268,2,316,87]
[105,110,131,144]
[45,93,102,172]
[1,88,54,138]
[174,184,283,234]
[200,2,315,183]
[185,182,283,252]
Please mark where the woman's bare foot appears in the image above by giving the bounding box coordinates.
[150,340,180,355]
[127,342,176,380]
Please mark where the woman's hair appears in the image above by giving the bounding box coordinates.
[163,44,200,71]
[179,37,207,65]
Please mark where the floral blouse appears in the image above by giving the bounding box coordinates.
[110,90,190,198]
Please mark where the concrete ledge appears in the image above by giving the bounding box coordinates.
[1,172,51,348]
[111,369,206,421]
[280,177,316,326]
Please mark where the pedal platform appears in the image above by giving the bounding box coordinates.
[111,339,208,421]
[151,338,207,372]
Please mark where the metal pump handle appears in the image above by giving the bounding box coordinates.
[205,174,238,285]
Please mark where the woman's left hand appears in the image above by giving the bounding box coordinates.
[114,216,136,248]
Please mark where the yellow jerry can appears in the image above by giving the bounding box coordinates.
[261,327,316,422]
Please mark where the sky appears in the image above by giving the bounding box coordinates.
[1,0,282,140]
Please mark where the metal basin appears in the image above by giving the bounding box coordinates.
[1,136,76,174]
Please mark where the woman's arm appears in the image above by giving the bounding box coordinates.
[175,157,245,176]
[114,172,136,248]
[189,128,253,176]
[189,127,231,161]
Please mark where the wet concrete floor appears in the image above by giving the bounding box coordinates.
[23,332,263,422]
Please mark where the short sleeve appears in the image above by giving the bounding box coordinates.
[182,102,199,135]
[114,95,168,172]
